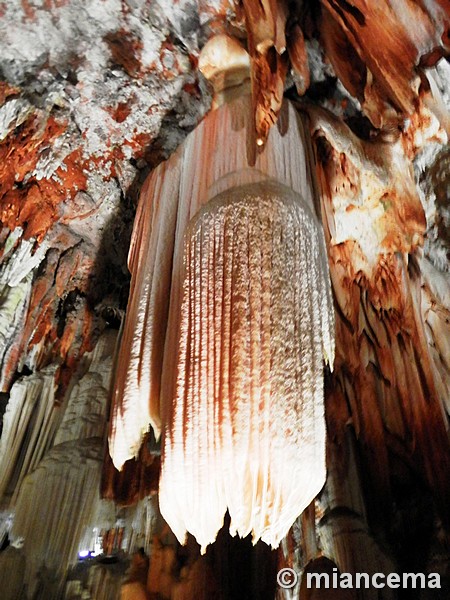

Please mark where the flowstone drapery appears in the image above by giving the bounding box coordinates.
[160,181,334,550]
[109,95,335,552]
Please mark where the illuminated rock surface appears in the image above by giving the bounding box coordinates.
[108,96,322,469]
[160,181,334,550]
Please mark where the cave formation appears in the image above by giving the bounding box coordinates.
[0,1,449,599]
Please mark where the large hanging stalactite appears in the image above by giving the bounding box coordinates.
[108,94,323,469]
[159,180,334,551]
[108,94,335,553]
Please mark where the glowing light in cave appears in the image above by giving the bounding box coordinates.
[158,180,334,552]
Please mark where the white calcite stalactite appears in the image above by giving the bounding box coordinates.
[10,330,118,598]
[0,274,32,391]
[12,440,104,598]
[0,232,50,391]
[0,366,58,501]
[159,181,334,551]
[109,95,335,551]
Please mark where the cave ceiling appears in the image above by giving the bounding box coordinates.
[0,0,448,397]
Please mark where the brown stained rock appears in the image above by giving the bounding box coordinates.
[105,30,144,79]
[238,0,290,144]
[0,54,162,392]
[402,97,449,160]
[232,0,449,137]
[310,113,426,278]
[311,108,450,529]
[0,114,62,186]
[20,0,37,22]
[108,101,133,124]
[251,48,289,145]
[1,235,103,398]
[57,298,94,366]
[288,24,310,96]
[0,112,88,240]
[101,432,160,506]
[0,81,20,104]
[0,103,101,391]
[54,245,94,297]
[319,0,450,129]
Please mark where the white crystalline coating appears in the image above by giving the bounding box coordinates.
[0,236,49,287]
[159,181,335,552]
[0,274,32,391]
